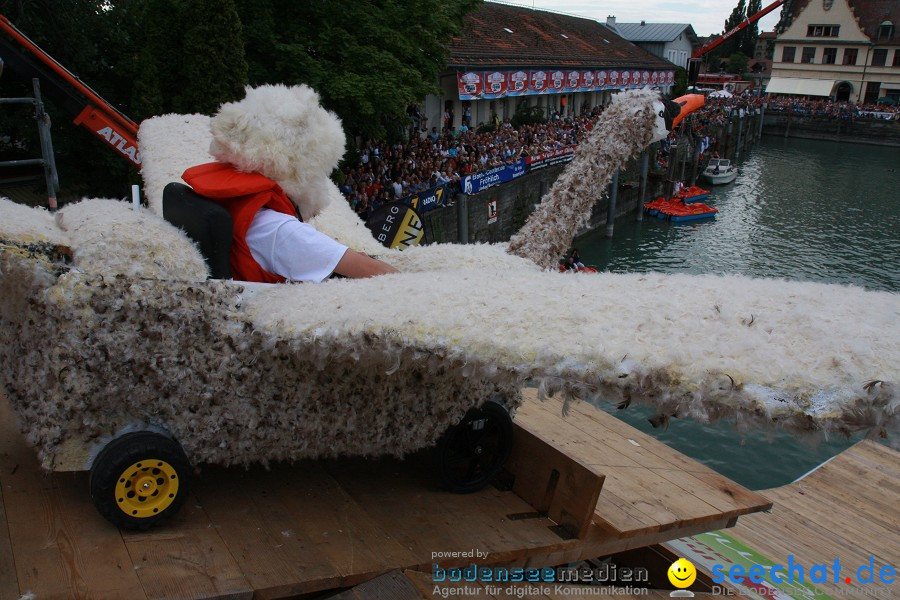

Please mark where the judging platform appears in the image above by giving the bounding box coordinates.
[0,389,770,599]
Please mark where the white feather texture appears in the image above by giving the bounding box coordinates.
[56,198,208,281]
[209,84,345,220]
[137,113,214,216]
[0,197,70,245]
[1,84,897,474]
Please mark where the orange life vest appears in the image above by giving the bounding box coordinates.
[182,162,297,283]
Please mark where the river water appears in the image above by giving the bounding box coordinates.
[575,136,900,490]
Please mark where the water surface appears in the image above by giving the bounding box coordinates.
[575,136,899,490]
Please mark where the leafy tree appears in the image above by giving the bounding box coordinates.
[727,52,749,75]
[235,0,481,139]
[672,67,688,97]
[742,0,762,56]
[510,105,546,127]
[710,0,746,66]
[176,0,247,114]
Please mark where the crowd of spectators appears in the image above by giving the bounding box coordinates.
[338,104,603,220]
[338,91,898,220]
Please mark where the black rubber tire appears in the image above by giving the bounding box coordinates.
[89,431,191,530]
[435,400,514,493]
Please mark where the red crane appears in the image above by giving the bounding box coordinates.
[692,0,786,59]
[0,14,141,168]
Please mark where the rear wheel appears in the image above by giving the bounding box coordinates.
[90,432,191,530]
[435,401,514,493]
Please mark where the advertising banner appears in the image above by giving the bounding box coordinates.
[525,146,576,171]
[549,70,565,92]
[456,69,674,99]
[365,202,425,249]
[457,72,483,100]
[400,183,452,213]
[508,70,529,96]
[580,71,595,91]
[530,70,548,93]
[461,159,527,195]
[484,71,508,99]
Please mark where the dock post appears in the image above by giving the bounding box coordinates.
[735,114,743,160]
[758,105,765,139]
[456,193,468,244]
[690,139,702,185]
[637,151,648,222]
[606,170,619,238]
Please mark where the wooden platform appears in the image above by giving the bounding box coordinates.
[0,389,770,599]
[667,440,899,599]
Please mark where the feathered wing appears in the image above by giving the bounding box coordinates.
[508,89,669,269]
[244,269,899,444]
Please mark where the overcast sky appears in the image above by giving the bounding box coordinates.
[503,0,782,38]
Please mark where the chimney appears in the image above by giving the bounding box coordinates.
[641,20,646,26]
[607,16,616,26]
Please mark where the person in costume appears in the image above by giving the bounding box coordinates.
[177,84,397,284]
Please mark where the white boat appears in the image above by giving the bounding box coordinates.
[702,158,737,184]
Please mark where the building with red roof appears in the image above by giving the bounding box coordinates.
[425,2,675,131]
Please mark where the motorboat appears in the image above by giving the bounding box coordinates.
[701,158,737,185]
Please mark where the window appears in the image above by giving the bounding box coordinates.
[782,46,796,62]
[878,22,894,40]
[894,50,900,67]
[872,49,887,66]
[801,47,816,63]
[807,25,839,37]
[822,48,837,64]
[842,48,858,65]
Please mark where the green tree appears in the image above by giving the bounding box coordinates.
[235,0,481,139]
[741,0,762,56]
[672,67,688,97]
[176,0,248,114]
[710,0,746,66]
[727,52,750,75]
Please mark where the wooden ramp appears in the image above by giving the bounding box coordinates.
[666,440,899,599]
[0,389,769,599]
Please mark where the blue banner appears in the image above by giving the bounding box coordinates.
[461,160,527,195]
[399,183,452,213]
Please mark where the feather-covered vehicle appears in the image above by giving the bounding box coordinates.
[1,88,896,530]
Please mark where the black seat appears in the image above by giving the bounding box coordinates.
[162,182,233,279]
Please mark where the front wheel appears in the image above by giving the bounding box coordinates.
[434,400,514,493]
[89,431,191,530]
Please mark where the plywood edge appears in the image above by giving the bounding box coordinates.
[506,423,605,539]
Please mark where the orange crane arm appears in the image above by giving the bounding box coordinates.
[691,0,785,59]
[0,14,141,168]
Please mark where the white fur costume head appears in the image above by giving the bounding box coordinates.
[209,84,345,219]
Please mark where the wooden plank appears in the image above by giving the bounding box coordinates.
[264,460,417,589]
[505,423,604,539]
[189,463,343,598]
[519,391,771,535]
[0,394,148,599]
[121,497,253,600]
[0,481,21,600]
[325,454,570,570]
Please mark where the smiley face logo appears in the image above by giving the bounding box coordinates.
[668,558,697,589]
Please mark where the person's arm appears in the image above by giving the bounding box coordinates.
[333,250,398,279]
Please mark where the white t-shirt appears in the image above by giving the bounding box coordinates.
[246,209,348,283]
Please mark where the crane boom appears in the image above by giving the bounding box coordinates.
[0,14,141,167]
[692,0,786,59]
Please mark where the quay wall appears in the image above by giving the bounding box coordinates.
[761,114,900,147]
[421,165,668,245]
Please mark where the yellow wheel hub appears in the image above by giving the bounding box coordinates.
[114,460,180,519]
